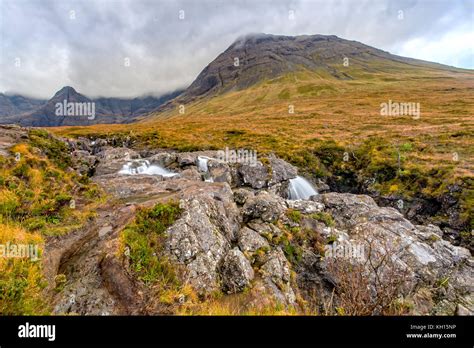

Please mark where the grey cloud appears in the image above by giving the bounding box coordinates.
[0,0,471,99]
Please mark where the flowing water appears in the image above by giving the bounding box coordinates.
[288,176,318,200]
[197,156,214,182]
[118,159,177,177]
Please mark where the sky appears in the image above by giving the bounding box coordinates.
[0,0,472,99]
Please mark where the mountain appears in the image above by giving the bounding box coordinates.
[129,33,472,189]
[0,93,47,116]
[0,87,183,127]
[156,33,461,110]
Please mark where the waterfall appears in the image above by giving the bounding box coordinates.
[288,176,318,200]
[197,156,209,172]
[118,159,177,177]
[197,156,214,182]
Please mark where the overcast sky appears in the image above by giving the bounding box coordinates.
[0,0,472,99]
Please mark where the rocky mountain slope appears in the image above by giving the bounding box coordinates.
[0,87,183,127]
[0,93,47,116]
[157,33,463,109]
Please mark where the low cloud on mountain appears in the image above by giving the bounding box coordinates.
[1,0,472,98]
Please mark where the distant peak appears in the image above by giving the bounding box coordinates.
[57,86,77,93]
[52,86,80,99]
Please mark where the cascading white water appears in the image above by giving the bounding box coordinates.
[197,156,214,182]
[118,159,177,177]
[197,156,209,172]
[288,176,318,200]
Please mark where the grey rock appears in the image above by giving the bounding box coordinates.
[208,159,232,184]
[268,154,297,185]
[315,192,473,314]
[238,162,269,189]
[176,152,197,167]
[286,199,324,214]
[237,227,270,254]
[180,168,202,181]
[233,188,255,205]
[71,150,98,175]
[247,221,283,239]
[260,248,296,305]
[242,191,287,223]
[220,248,254,293]
[164,182,241,293]
[456,303,473,316]
[149,152,177,167]
[95,147,141,176]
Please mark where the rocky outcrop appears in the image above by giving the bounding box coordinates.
[56,140,473,314]
[164,182,240,293]
[238,227,270,254]
[310,193,473,315]
[242,191,287,223]
[220,248,254,294]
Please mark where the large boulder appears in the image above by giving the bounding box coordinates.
[238,162,269,189]
[208,159,232,184]
[268,154,297,185]
[220,248,254,294]
[237,227,270,254]
[164,182,241,293]
[242,191,287,223]
[259,248,296,305]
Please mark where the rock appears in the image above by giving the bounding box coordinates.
[100,254,141,314]
[415,224,444,242]
[238,162,269,189]
[314,179,331,193]
[259,248,296,305]
[91,138,108,154]
[165,198,230,293]
[286,199,324,214]
[432,299,457,315]
[220,248,254,293]
[268,154,297,185]
[95,147,141,176]
[180,168,202,181]
[242,191,287,223]
[93,174,166,199]
[96,147,140,161]
[208,159,232,184]
[237,227,270,254]
[456,303,472,316]
[313,192,473,315]
[149,152,177,168]
[71,150,98,175]
[312,192,378,228]
[164,182,241,293]
[233,188,255,205]
[176,152,197,168]
[247,221,283,239]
